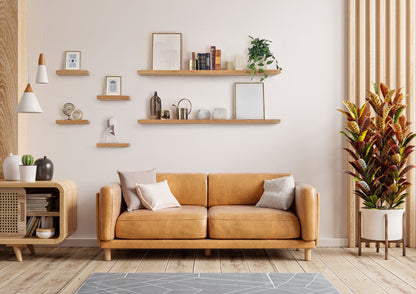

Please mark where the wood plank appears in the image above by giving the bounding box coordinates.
[97,95,130,101]
[194,249,221,273]
[56,70,89,76]
[96,143,130,148]
[137,119,281,125]
[55,120,90,125]
[290,249,353,294]
[342,247,416,293]
[165,249,195,273]
[241,249,275,272]
[26,211,59,217]
[137,69,281,76]
[109,249,146,273]
[220,249,249,273]
[136,249,170,273]
[59,250,116,294]
[315,248,384,294]
[265,249,304,273]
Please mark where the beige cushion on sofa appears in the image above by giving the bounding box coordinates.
[136,180,180,211]
[208,205,300,239]
[117,169,156,211]
[115,205,207,239]
[256,176,295,210]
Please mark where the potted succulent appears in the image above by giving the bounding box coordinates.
[247,36,282,81]
[19,154,37,182]
[338,82,415,242]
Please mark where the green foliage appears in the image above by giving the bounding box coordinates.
[338,83,415,209]
[247,36,282,81]
[22,154,34,166]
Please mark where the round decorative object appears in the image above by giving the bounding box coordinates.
[71,109,83,120]
[3,153,21,181]
[63,103,75,119]
[212,108,227,119]
[19,165,37,182]
[197,109,210,120]
[36,228,55,239]
[34,156,54,181]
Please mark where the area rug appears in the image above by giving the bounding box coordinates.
[76,273,340,293]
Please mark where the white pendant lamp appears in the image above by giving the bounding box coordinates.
[15,84,43,113]
[35,53,48,84]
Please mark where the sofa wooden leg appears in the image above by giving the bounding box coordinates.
[205,249,211,256]
[104,248,111,261]
[305,249,312,261]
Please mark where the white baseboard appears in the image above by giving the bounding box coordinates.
[317,238,348,247]
[59,237,349,248]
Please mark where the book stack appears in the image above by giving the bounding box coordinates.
[195,46,221,70]
[25,216,54,237]
[26,193,57,212]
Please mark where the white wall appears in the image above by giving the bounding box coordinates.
[28,0,346,245]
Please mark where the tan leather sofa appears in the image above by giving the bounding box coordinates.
[96,173,319,261]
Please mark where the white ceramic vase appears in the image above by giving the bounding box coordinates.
[361,208,404,241]
[19,165,37,182]
[3,153,21,180]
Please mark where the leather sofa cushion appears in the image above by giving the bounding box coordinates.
[208,205,300,239]
[156,173,207,206]
[115,205,207,239]
[208,173,292,206]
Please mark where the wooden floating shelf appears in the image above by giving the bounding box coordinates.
[137,119,281,125]
[96,143,130,148]
[27,211,60,217]
[97,95,130,101]
[56,70,90,76]
[56,120,90,125]
[137,69,281,76]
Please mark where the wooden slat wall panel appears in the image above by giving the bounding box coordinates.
[348,0,416,247]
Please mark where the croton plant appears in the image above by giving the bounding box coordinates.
[338,83,416,209]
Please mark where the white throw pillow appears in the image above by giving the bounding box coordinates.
[117,169,156,211]
[135,180,181,211]
[256,176,295,210]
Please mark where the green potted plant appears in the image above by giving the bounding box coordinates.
[338,82,415,242]
[19,154,37,182]
[247,36,282,81]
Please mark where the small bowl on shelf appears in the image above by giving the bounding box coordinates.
[36,228,55,239]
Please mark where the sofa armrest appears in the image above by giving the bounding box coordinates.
[294,182,320,244]
[97,184,123,241]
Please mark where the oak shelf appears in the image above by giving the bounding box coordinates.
[27,211,60,217]
[56,120,90,125]
[137,119,281,125]
[56,70,90,76]
[137,69,281,76]
[96,143,130,148]
[97,95,130,101]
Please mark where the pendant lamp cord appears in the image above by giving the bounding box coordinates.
[27,0,30,81]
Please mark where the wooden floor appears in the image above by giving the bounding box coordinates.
[0,247,415,293]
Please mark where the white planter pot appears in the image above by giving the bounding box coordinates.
[19,165,37,182]
[3,153,21,180]
[361,208,404,241]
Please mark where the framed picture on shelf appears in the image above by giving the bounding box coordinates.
[152,33,182,70]
[105,76,121,95]
[234,82,265,119]
[64,51,81,70]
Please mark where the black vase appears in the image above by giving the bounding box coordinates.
[35,156,54,181]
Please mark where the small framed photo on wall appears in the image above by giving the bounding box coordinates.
[65,51,81,70]
[234,82,265,119]
[105,76,121,95]
[152,33,182,70]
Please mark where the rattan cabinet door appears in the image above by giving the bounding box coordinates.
[0,188,26,237]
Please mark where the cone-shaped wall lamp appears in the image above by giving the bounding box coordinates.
[35,53,48,84]
[15,84,43,113]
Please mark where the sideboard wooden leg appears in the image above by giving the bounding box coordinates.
[27,245,35,255]
[104,248,111,261]
[10,245,24,262]
[305,249,312,261]
[205,249,211,256]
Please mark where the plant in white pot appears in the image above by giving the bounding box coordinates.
[19,154,37,182]
[247,36,282,81]
[338,83,415,248]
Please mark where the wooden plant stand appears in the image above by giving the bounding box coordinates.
[358,211,406,260]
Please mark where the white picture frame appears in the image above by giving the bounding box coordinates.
[152,33,182,70]
[105,76,121,96]
[65,51,81,70]
[234,82,265,119]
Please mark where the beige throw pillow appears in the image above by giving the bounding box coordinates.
[117,169,156,211]
[256,176,295,210]
[135,180,181,211]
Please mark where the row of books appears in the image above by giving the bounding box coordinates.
[27,193,57,212]
[26,216,54,237]
[195,46,221,70]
